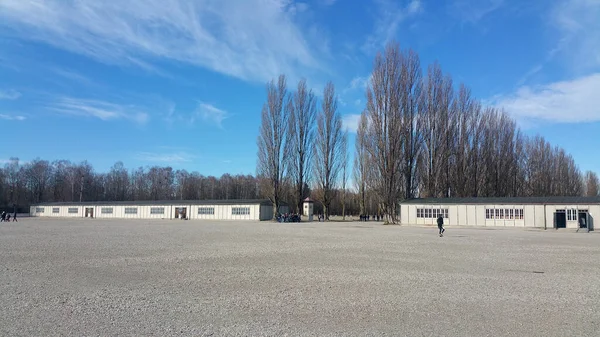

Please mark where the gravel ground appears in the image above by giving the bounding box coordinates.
[1,218,600,337]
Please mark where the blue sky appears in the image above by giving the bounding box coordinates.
[0,0,599,176]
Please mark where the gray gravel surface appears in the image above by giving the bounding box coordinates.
[1,218,600,336]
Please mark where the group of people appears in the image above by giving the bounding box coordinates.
[1,211,17,222]
[277,213,301,223]
[359,214,382,222]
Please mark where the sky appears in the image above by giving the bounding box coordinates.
[0,0,599,176]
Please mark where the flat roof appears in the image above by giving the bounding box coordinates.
[400,196,600,205]
[33,199,286,207]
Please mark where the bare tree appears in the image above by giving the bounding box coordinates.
[584,171,599,197]
[340,130,349,220]
[400,49,423,199]
[286,78,317,212]
[353,113,370,216]
[364,42,405,223]
[314,82,345,220]
[257,74,290,218]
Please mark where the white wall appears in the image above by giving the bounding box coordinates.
[400,203,600,229]
[30,203,274,221]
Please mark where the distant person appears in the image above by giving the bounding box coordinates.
[437,214,445,237]
[5,214,10,222]
[0,211,5,222]
[12,211,17,222]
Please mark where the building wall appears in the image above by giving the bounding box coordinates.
[400,203,600,229]
[30,203,276,221]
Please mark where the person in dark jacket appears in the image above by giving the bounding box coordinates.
[437,215,445,237]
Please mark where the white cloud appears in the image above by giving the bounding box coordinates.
[0,89,21,100]
[0,113,26,121]
[343,75,371,95]
[342,114,362,133]
[135,152,194,163]
[362,0,424,53]
[550,0,600,72]
[494,73,600,125]
[449,0,504,24]
[0,0,323,83]
[195,102,229,128]
[49,97,149,124]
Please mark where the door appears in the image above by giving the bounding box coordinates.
[578,211,588,229]
[85,208,94,218]
[175,207,187,219]
[555,210,566,228]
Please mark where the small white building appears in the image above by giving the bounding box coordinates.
[399,197,600,230]
[30,199,289,221]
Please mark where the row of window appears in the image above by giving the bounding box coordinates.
[232,207,250,215]
[198,207,215,215]
[417,208,449,219]
[101,207,113,214]
[485,208,524,220]
[124,207,138,214]
[150,207,165,215]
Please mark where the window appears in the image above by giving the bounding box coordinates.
[150,207,165,215]
[35,207,45,213]
[485,208,492,219]
[508,209,514,220]
[232,207,250,215]
[567,209,577,221]
[198,207,215,215]
[101,207,113,214]
[68,208,78,214]
[52,208,60,214]
[516,209,523,220]
[495,209,500,219]
[417,208,448,218]
[124,207,138,214]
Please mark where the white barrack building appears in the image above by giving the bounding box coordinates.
[399,197,600,230]
[30,199,288,221]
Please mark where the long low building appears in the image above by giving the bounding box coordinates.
[399,197,600,230]
[30,199,289,221]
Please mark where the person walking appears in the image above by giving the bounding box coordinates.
[12,211,17,222]
[437,214,445,237]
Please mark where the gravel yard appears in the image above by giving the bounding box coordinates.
[1,218,600,336]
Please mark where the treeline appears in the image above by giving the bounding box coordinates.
[352,42,598,222]
[0,158,362,215]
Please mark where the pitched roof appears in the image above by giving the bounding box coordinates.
[33,199,287,207]
[399,196,600,205]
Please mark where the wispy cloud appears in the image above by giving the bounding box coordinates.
[342,114,362,133]
[449,0,504,24]
[493,73,600,125]
[135,151,195,163]
[194,102,229,128]
[362,0,423,53]
[549,0,600,73]
[0,89,21,100]
[48,97,149,124]
[0,113,26,121]
[0,0,323,83]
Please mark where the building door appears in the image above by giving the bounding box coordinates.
[555,210,566,228]
[85,207,94,218]
[175,207,187,219]
[578,211,589,229]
